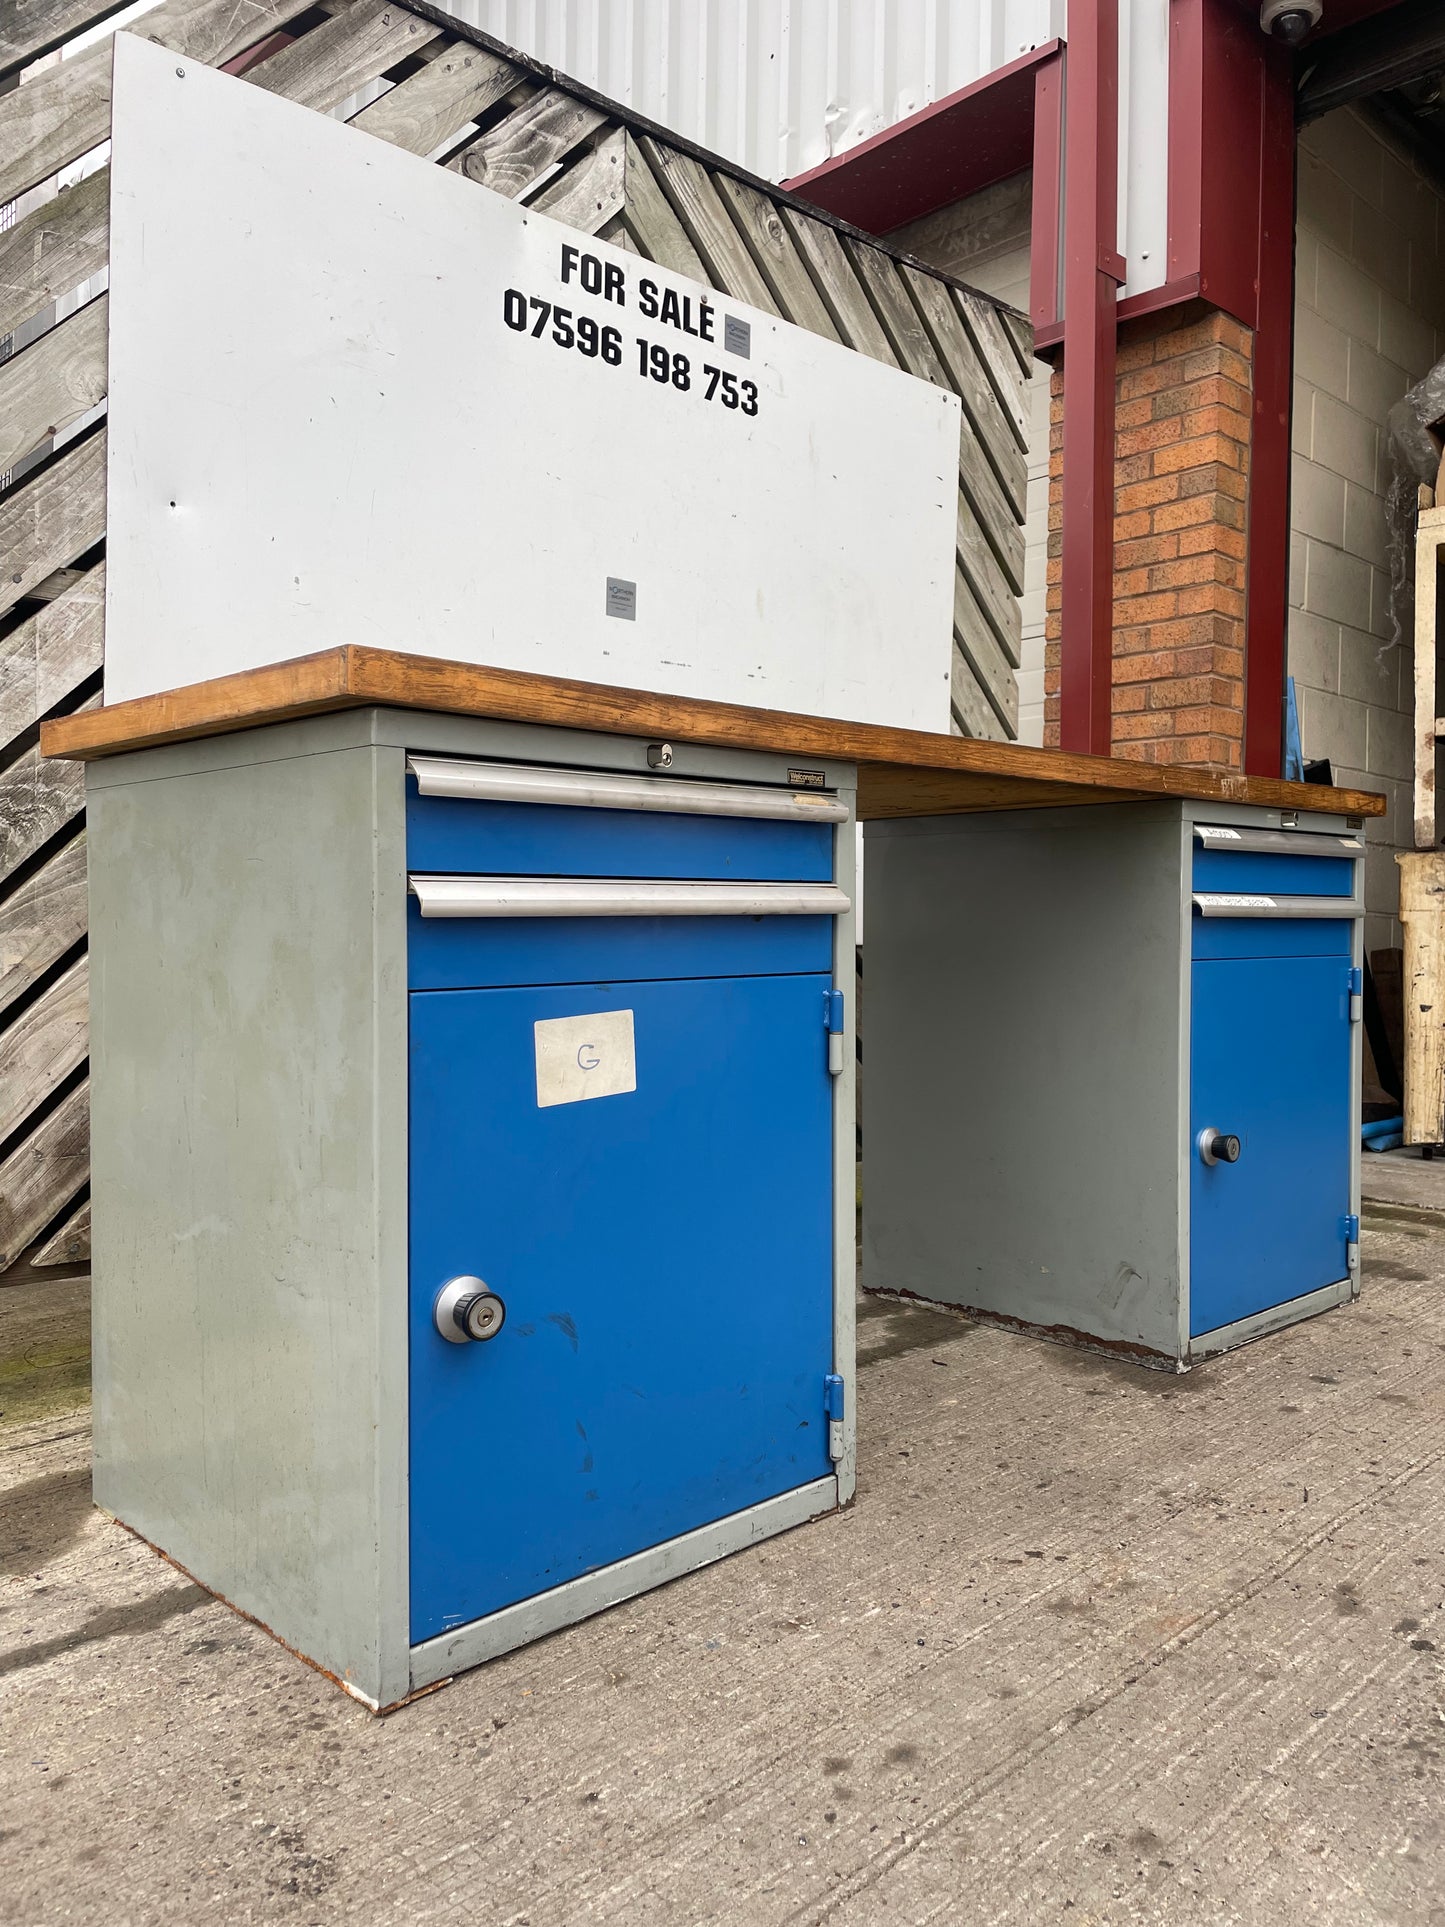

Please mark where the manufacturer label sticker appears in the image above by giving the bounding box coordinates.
[724,315,751,358]
[605,576,637,620]
[535,1009,637,1108]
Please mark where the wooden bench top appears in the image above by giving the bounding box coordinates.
[41,645,1387,820]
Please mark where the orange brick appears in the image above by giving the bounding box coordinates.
[1116,475,1180,513]
[1114,647,1186,684]
[1113,710,1172,741]
[1114,509,1153,541]
[1178,583,1246,619]
[1114,452,1155,487]
[1152,375,1251,418]
[1113,567,1153,598]
[1112,684,1147,712]
[1182,403,1252,444]
[1147,675,1215,709]
[1153,433,1244,476]
[1114,336,1158,372]
[1184,346,1250,388]
[1116,417,1185,458]
[1151,494,1218,534]
[1149,553,1222,592]
[1113,590,1180,625]
[1116,532,1180,569]
[1118,363,1177,402]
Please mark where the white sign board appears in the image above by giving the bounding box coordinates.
[105,35,959,728]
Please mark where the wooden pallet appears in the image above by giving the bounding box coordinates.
[0,0,1030,1281]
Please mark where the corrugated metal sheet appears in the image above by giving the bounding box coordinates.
[448,2,1169,299]
[447,1,1063,184]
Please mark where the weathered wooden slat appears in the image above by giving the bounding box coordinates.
[0,954,87,1146]
[949,641,1009,742]
[531,128,625,235]
[0,0,316,210]
[847,240,1024,595]
[955,288,1031,444]
[618,134,707,280]
[900,265,1025,519]
[0,832,87,1022]
[0,561,104,755]
[1,0,132,80]
[999,305,1035,375]
[348,38,522,156]
[953,483,1023,670]
[0,700,95,885]
[251,0,440,115]
[712,174,839,342]
[907,270,1026,515]
[0,293,107,478]
[953,566,1018,734]
[0,1080,87,1272]
[0,429,107,624]
[0,163,109,346]
[452,88,608,200]
[636,136,777,312]
[595,211,634,253]
[30,1191,90,1267]
[779,210,895,365]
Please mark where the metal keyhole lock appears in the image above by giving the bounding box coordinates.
[434,1275,507,1344]
[1197,1128,1242,1167]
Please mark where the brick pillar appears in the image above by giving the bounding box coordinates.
[1044,308,1253,768]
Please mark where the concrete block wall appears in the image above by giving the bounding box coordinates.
[1291,105,1445,951]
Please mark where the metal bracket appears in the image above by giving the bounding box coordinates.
[1344,1213,1361,1273]
[1349,965,1363,1024]
[1097,243,1127,284]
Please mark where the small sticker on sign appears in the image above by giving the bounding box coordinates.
[535,1009,637,1108]
[606,577,637,620]
[724,316,751,358]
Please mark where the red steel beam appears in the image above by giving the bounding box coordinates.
[1244,44,1296,777]
[1058,0,1122,756]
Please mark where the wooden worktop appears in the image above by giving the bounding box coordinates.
[40,646,1387,820]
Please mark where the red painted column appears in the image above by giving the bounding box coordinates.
[1058,0,1123,757]
[1243,45,1296,778]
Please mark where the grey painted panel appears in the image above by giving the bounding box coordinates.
[862,803,1188,1359]
[88,741,410,1707]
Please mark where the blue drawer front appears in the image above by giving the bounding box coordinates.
[408,898,832,989]
[1189,954,1353,1336]
[1192,916,1353,961]
[1192,848,1354,896]
[407,786,834,881]
[408,972,835,1640]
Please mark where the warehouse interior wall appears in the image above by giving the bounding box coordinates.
[1290,104,1445,952]
[890,173,1050,745]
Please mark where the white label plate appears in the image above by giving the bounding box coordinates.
[535,1010,637,1109]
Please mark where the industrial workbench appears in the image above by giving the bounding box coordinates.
[44,648,1385,1705]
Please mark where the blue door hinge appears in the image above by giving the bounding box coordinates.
[1343,1213,1360,1272]
[823,1372,845,1462]
[1348,966,1363,1023]
[824,990,845,1077]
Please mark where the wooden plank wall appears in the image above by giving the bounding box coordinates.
[0,0,1029,1281]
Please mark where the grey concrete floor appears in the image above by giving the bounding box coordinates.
[4,1205,1445,1925]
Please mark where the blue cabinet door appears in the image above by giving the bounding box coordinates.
[408,972,836,1643]
[1189,952,1353,1338]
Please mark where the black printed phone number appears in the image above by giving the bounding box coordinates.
[502,289,760,416]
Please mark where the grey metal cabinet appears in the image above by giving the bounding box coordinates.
[862,798,1364,1369]
[86,707,857,1708]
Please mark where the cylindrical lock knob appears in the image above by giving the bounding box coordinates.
[1196,1128,1242,1166]
[434,1275,507,1344]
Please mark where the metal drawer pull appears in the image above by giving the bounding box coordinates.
[1193,824,1362,857]
[407,755,847,822]
[1192,892,1364,919]
[409,876,851,919]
